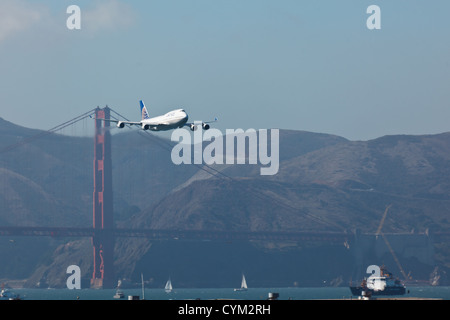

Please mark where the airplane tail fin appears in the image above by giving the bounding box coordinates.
[140,100,150,120]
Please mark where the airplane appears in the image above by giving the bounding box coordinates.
[104,100,217,131]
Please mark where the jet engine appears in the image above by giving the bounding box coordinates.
[202,123,210,130]
[190,124,197,131]
[142,124,150,130]
[117,121,125,128]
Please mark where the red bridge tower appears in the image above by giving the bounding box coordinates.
[91,106,115,289]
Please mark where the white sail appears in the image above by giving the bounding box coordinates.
[241,274,247,289]
[165,278,173,293]
[234,274,248,291]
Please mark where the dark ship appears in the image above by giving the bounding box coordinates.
[350,266,406,297]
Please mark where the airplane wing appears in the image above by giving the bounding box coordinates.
[184,117,218,131]
[184,117,218,126]
[203,117,218,124]
[101,119,142,127]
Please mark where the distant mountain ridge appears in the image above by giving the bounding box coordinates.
[0,117,449,287]
[132,130,450,235]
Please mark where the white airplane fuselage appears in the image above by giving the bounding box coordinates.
[141,109,188,131]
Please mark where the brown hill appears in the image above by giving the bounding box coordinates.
[1,117,450,286]
[134,132,450,234]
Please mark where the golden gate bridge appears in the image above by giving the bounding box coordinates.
[0,106,444,288]
[0,106,352,288]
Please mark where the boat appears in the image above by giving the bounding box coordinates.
[113,280,124,299]
[234,274,248,292]
[165,278,173,293]
[113,289,124,299]
[349,266,406,296]
[141,273,145,300]
[0,286,21,300]
[113,290,124,299]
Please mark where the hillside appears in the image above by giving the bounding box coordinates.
[0,117,450,287]
[133,132,450,234]
[116,130,450,287]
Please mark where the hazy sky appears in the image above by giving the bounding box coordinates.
[0,0,449,140]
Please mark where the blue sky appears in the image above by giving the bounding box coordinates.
[0,0,449,140]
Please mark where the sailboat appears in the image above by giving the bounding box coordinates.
[113,279,124,299]
[165,278,173,293]
[141,273,145,300]
[234,274,248,291]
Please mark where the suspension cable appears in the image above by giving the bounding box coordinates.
[109,108,344,231]
[0,107,344,231]
[0,108,97,154]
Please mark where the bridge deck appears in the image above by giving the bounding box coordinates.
[0,226,352,242]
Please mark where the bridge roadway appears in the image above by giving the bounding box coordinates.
[1,226,446,242]
[0,226,352,242]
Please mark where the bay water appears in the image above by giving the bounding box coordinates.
[8,286,450,300]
